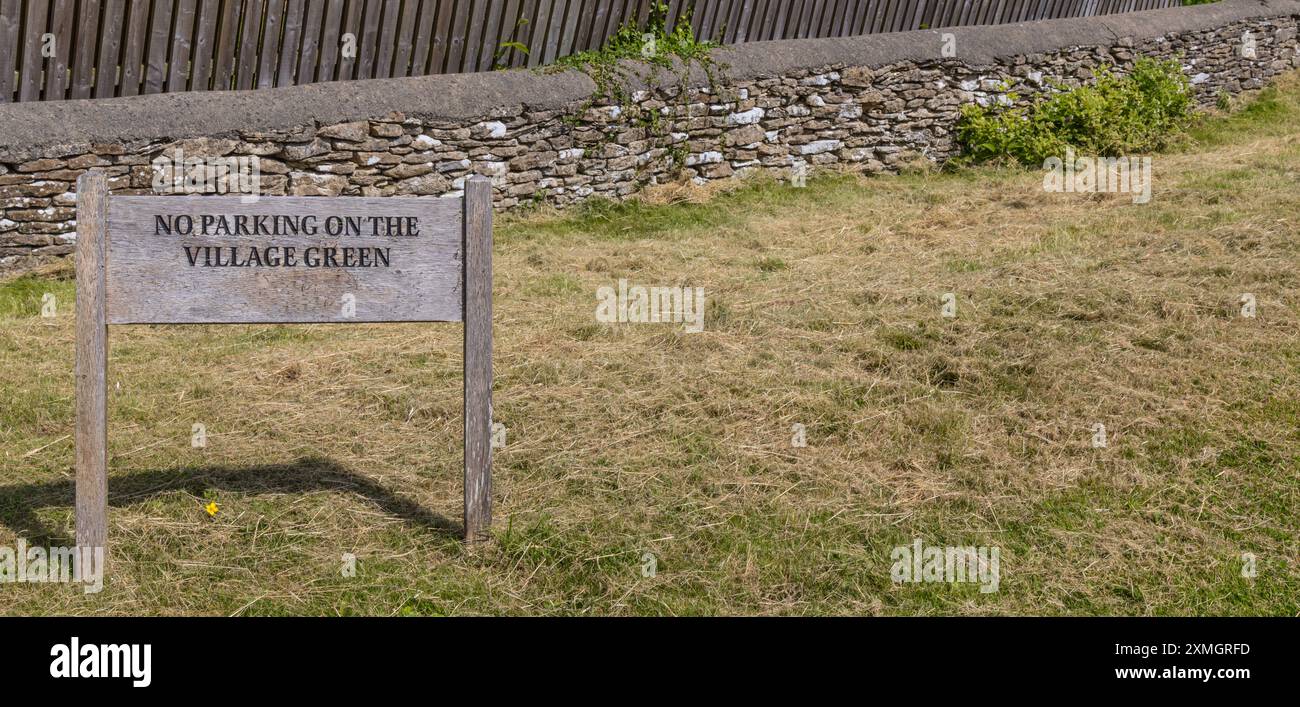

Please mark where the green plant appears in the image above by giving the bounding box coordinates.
[555,2,717,101]
[955,58,1195,165]
[494,18,532,69]
[549,1,720,179]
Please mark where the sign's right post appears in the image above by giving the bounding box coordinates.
[462,175,493,542]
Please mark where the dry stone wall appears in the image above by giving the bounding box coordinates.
[2,0,1298,276]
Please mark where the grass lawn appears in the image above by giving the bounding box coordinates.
[1,73,1297,616]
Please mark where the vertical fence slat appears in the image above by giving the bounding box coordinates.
[316,0,346,80]
[560,0,585,58]
[353,0,380,78]
[168,0,198,92]
[788,0,807,38]
[747,0,769,41]
[295,0,326,82]
[335,0,362,79]
[721,0,740,42]
[811,0,829,37]
[275,0,305,85]
[570,0,595,53]
[722,0,742,43]
[443,0,470,71]
[477,0,508,71]
[747,0,770,41]
[614,0,636,43]
[911,0,929,30]
[43,0,76,99]
[143,0,174,93]
[813,0,830,36]
[234,0,262,89]
[954,0,968,27]
[575,0,599,54]
[511,0,535,67]
[428,0,455,72]
[893,0,911,30]
[540,0,567,64]
[409,0,438,73]
[211,0,242,90]
[879,0,896,31]
[995,0,1010,22]
[460,0,485,72]
[834,0,852,35]
[19,0,49,102]
[70,0,101,99]
[765,0,780,38]
[119,0,152,97]
[615,0,636,39]
[665,0,684,34]
[872,0,889,32]
[0,0,18,102]
[373,0,400,78]
[770,0,791,40]
[836,0,856,36]
[807,0,825,36]
[508,0,533,68]
[921,0,939,28]
[697,0,717,40]
[255,0,284,88]
[789,0,806,38]
[873,0,894,31]
[499,0,524,66]
[190,0,221,90]
[788,0,808,36]
[821,0,841,36]
[909,0,930,29]
[988,0,1005,22]
[825,0,843,36]
[739,0,760,42]
[393,0,421,75]
[468,0,488,73]
[850,0,868,34]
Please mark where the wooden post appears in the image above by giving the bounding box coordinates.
[74,171,109,552]
[462,175,493,542]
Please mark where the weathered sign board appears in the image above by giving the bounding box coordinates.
[74,171,494,549]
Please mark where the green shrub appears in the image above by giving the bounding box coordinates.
[955,58,1195,165]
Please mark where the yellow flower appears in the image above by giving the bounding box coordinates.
[204,501,219,517]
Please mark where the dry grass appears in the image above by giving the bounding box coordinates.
[1,74,1298,615]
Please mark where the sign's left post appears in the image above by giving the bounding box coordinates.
[74,171,109,554]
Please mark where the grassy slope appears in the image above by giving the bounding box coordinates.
[1,75,1297,616]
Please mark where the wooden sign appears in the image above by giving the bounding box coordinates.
[74,171,494,549]
[106,196,465,324]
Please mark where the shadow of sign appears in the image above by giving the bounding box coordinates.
[0,457,463,547]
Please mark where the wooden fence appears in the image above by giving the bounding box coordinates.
[0,0,1182,103]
